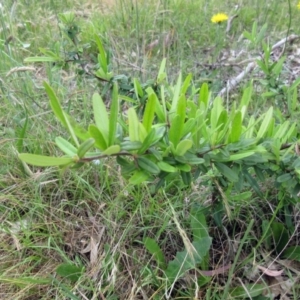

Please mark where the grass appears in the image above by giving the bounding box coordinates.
[1,0,300,299]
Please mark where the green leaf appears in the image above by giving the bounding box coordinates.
[133,78,144,99]
[215,162,239,182]
[182,118,196,137]
[65,114,90,141]
[283,246,300,261]
[56,263,84,283]
[229,284,264,298]
[169,114,184,148]
[92,93,109,143]
[63,112,79,146]
[164,237,212,284]
[94,34,108,73]
[180,170,192,185]
[157,58,167,83]
[88,124,108,151]
[44,82,67,128]
[55,137,77,156]
[277,173,292,183]
[190,209,209,241]
[175,152,205,165]
[229,111,242,143]
[177,164,191,172]
[157,161,177,173]
[144,237,166,269]
[24,56,62,62]
[229,151,255,161]
[210,97,223,132]
[102,145,120,155]
[128,107,140,142]
[44,82,80,146]
[198,83,209,109]
[19,154,74,167]
[121,140,142,151]
[129,170,150,184]
[180,73,192,95]
[117,157,136,175]
[239,83,252,111]
[257,107,273,139]
[108,83,119,146]
[271,222,289,254]
[143,94,156,133]
[77,138,95,158]
[175,139,193,156]
[138,128,156,154]
[137,156,160,174]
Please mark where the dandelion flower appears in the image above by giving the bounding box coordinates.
[298,1,300,9]
[211,13,228,24]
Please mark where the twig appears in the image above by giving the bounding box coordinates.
[218,34,300,97]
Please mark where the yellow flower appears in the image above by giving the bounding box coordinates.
[211,13,229,24]
[298,1,300,9]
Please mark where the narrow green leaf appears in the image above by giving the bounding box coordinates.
[65,114,90,141]
[102,145,120,155]
[277,173,292,183]
[94,34,107,73]
[180,170,192,185]
[169,112,185,148]
[55,137,77,156]
[129,170,150,184]
[121,140,142,151]
[24,56,62,62]
[88,124,108,151]
[210,97,223,132]
[44,81,67,128]
[157,58,167,83]
[182,118,196,138]
[257,106,273,139]
[144,237,166,269]
[77,138,95,158]
[143,94,156,133]
[177,164,191,172]
[63,112,79,146]
[180,73,192,95]
[157,161,177,173]
[92,93,109,143]
[229,111,242,143]
[175,139,193,156]
[215,162,238,182]
[19,154,74,167]
[133,78,144,99]
[137,156,160,174]
[108,83,119,146]
[239,83,252,110]
[229,151,255,161]
[198,83,209,109]
[128,107,140,142]
[140,126,165,154]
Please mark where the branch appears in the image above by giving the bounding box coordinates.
[218,34,299,97]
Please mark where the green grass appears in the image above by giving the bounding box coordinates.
[1,0,300,298]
